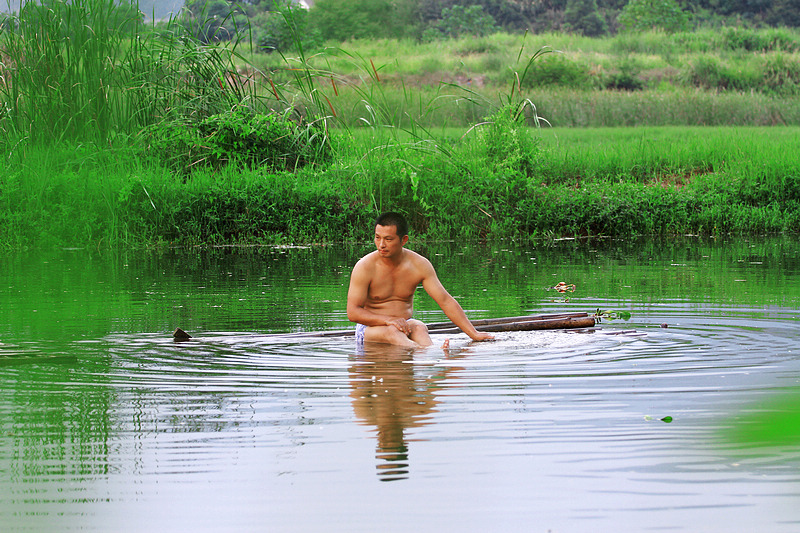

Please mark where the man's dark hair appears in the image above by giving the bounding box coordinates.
[375,212,409,237]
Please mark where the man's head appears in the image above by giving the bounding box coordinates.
[375,212,409,238]
[374,212,409,257]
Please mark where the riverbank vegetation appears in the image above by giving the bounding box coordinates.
[1,1,799,249]
[4,126,799,248]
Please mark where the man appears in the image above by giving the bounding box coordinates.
[347,212,494,348]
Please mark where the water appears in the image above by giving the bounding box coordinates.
[1,237,799,532]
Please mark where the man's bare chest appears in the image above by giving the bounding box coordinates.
[367,265,422,302]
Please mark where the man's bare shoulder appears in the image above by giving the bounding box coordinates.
[402,249,435,274]
[402,248,426,262]
[352,250,379,272]
[352,249,434,276]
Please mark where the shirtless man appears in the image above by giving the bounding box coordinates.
[347,212,494,348]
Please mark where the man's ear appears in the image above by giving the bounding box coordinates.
[401,235,409,246]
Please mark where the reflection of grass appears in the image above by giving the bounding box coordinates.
[722,391,800,448]
[3,237,799,341]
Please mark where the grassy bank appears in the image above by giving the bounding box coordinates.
[1,2,799,250]
[3,126,799,249]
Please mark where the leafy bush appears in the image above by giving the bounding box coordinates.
[603,58,645,90]
[617,0,690,33]
[181,0,247,43]
[142,109,331,175]
[681,55,732,90]
[473,104,540,177]
[564,0,608,37]
[253,3,321,54]
[452,36,502,55]
[520,55,592,89]
[422,4,498,41]
[682,55,754,91]
[766,0,800,29]
[308,0,416,41]
[763,53,800,95]
[720,27,800,52]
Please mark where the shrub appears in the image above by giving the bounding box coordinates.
[253,3,321,54]
[603,58,645,90]
[520,54,592,89]
[681,55,749,90]
[423,4,498,41]
[721,27,800,52]
[763,53,800,95]
[472,104,540,177]
[564,0,608,37]
[766,0,800,29]
[617,0,690,34]
[181,0,247,43]
[308,0,415,41]
[452,36,502,55]
[142,108,331,175]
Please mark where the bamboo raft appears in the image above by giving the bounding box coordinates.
[172,312,598,341]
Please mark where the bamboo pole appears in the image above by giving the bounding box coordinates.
[425,312,589,331]
[173,312,596,340]
[426,315,596,334]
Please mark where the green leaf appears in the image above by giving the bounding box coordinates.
[645,415,673,423]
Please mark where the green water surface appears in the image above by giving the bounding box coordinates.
[1,236,799,532]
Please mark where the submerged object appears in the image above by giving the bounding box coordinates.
[171,312,599,340]
[173,327,192,341]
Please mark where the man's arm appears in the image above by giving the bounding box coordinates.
[420,259,493,342]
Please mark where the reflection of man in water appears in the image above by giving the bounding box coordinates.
[347,212,493,348]
[350,344,461,481]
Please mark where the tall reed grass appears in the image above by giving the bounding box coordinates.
[0,0,261,145]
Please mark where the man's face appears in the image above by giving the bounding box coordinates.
[374,224,408,258]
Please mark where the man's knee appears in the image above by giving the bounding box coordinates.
[408,319,432,346]
[408,319,428,334]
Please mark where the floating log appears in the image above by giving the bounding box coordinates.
[172,312,596,340]
[426,312,590,332]
[427,315,596,335]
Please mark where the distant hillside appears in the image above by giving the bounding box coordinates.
[2,0,185,20]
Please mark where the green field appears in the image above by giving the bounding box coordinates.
[246,27,800,128]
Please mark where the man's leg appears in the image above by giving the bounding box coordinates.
[363,325,419,348]
[407,319,432,347]
[361,319,432,348]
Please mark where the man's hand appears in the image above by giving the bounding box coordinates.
[470,331,495,342]
[385,317,411,335]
